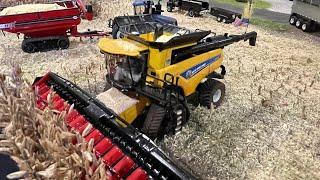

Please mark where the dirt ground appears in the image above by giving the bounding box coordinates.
[1,0,320,179]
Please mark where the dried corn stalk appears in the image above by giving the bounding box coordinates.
[0,68,107,179]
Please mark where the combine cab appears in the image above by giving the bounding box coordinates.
[0,0,106,53]
[32,72,196,180]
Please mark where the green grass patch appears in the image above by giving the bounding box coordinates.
[250,17,290,31]
[213,0,271,9]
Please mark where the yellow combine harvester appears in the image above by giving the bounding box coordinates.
[31,23,257,179]
[97,24,257,139]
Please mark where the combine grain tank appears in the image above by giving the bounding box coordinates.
[289,0,320,32]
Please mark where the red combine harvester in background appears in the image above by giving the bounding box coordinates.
[0,0,107,53]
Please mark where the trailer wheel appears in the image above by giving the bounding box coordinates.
[289,15,297,25]
[57,38,70,50]
[21,41,36,53]
[295,19,302,29]
[222,18,227,23]
[142,104,166,139]
[167,4,173,12]
[301,22,311,32]
[188,9,195,17]
[198,79,225,109]
[217,16,222,22]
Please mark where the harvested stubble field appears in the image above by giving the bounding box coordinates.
[1,0,320,179]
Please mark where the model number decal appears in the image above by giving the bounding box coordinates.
[0,22,15,30]
[180,54,221,79]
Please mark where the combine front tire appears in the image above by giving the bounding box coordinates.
[198,79,225,109]
[142,104,166,139]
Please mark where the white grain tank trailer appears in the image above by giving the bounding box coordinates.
[289,0,320,32]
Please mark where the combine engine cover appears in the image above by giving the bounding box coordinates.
[32,72,195,180]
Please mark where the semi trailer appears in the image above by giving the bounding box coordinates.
[289,0,320,32]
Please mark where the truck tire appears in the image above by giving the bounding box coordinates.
[142,104,166,139]
[188,9,195,17]
[295,19,302,29]
[289,15,297,25]
[217,16,222,22]
[198,79,225,109]
[301,22,311,32]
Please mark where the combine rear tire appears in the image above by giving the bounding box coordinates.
[142,104,166,139]
[21,41,36,53]
[198,79,225,109]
